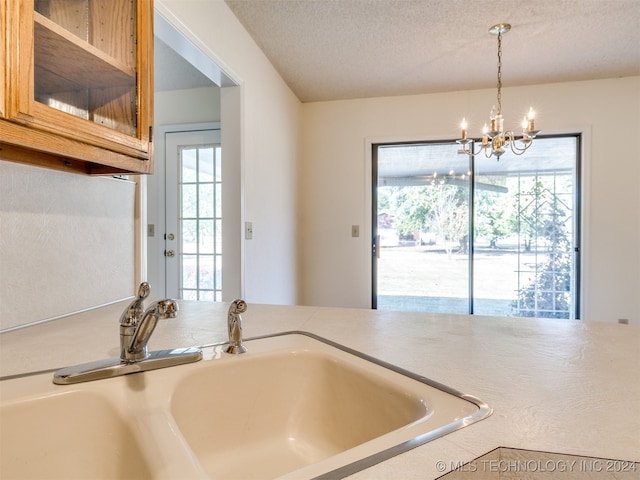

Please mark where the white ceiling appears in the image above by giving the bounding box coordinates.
[224,0,640,103]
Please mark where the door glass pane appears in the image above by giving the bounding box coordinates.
[474,137,578,319]
[199,219,214,254]
[198,255,214,290]
[182,254,197,289]
[199,147,214,182]
[182,149,197,182]
[215,219,223,253]
[181,185,197,218]
[34,0,137,135]
[181,219,197,254]
[199,184,214,217]
[177,143,222,301]
[215,254,223,296]
[376,143,470,313]
[215,185,222,217]
[215,147,222,181]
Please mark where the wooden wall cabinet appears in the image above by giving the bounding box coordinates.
[0,0,154,175]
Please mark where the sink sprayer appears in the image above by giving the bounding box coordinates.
[224,299,248,354]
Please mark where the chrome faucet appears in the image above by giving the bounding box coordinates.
[53,283,201,385]
[121,292,179,362]
[224,299,248,354]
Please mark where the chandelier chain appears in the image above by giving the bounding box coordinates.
[496,32,502,114]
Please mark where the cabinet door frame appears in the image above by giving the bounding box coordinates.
[3,0,153,163]
[0,0,5,119]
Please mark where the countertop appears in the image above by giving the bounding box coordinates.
[1,301,639,479]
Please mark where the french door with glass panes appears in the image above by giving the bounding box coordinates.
[165,130,222,301]
[373,135,581,319]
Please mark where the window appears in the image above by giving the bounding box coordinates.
[373,135,581,319]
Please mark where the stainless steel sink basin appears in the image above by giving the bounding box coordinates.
[0,331,491,479]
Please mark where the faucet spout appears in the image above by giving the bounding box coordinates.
[224,299,248,354]
[127,299,178,361]
[119,284,178,363]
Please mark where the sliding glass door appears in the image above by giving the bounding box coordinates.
[373,142,472,314]
[373,135,580,319]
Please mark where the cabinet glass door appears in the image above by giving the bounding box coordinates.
[33,0,137,136]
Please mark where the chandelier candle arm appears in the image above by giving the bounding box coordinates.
[457,23,540,160]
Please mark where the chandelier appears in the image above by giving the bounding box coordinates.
[457,23,540,160]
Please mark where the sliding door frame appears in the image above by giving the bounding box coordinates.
[371,134,582,319]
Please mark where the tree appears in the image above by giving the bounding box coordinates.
[379,182,469,256]
[378,186,434,238]
[512,175,573,319]
[474,184,515,248]
[430,184,468,256]
[395,186,433,237]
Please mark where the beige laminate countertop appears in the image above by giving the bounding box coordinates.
[1,300,639,479]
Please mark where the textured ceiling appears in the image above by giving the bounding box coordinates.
[225,0,640,103]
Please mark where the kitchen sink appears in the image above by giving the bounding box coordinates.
[0,390,152,479]
[170,333,490,479]
[0,332,491,479]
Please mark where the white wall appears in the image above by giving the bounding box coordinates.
[0,162,136,331]
[300,77,640,325]
[155,86,221,125]
[157,0,302,305]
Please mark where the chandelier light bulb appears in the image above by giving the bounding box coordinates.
[482,123,489,146]
[489,106,498,132]
[527,107,536,131]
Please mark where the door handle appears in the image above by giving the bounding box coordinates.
[164,249,175,257]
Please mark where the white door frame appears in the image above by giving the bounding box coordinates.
[149,120,243,301]
[165,128,222,300]
[150,123,220,297]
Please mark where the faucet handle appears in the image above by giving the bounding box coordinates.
[120,282,151,326]
[136,282,151,300]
